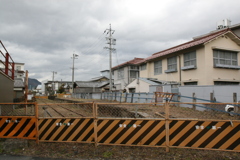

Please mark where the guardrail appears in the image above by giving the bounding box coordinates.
[0,41,14,80]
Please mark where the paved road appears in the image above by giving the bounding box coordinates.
[0,154,81,160]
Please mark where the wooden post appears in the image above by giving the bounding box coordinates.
[93,102,98,147]
[233,93,237,103]
[120,93,122,103]
[178,94,181,107]
[25,70,29,115]
[192,93,196,110]
[131,93,134,103]
[35,102,39,144]
[125,93,128,102]
[165,101,170,152]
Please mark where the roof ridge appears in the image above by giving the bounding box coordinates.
[152,28,229,56]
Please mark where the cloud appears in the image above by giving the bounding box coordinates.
[0,0,240,82]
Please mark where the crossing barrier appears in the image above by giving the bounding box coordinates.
[0,101,239,152]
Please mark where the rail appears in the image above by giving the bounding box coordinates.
[0,40,15,79]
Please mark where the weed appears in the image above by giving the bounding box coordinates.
[103,151,113,158]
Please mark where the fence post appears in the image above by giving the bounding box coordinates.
[192,93,196,110]
[93,102,98,147]
[120,93,124,103]
[131,93,134,103]
[233,93,237,103]
[35,102,39,144]
[177,94,181,107]
[125,93,128,102]
[165,101,170,152]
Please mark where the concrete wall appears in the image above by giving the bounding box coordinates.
[0,72,14,102]
[179,85,240,103]
[126,79,152,93]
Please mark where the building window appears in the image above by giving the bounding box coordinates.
[140,64,146,70]
[168,56,177,70]
[184,82,198,85]
[184,51,196,66]
[214,81,239,85]
[16,66,21,70]
[154,60,162,75]
[118,68,124,79]
[130,71,137,78]
[213,50,238,66]
[165,56,177,73]
[181,51,197,70]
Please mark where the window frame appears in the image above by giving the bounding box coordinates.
[154,60,162,75]
[165,56,177,73]
[140,64,147,71]
[181,51,197,70]
[213,49,238,67]
[117,68,124,79]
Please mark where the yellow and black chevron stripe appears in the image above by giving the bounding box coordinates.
[0,117,37,139]
[38,118,94,142]
[169,120,240,151]
[97,119,166,146]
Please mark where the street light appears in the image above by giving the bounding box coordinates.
[71,53,78,93]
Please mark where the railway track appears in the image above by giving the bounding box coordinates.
[37,98,87,117]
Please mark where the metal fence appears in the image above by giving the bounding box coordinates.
[38,103,94,118]
[0,103,36,116]
[0,99,239,152]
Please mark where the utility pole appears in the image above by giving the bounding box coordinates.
[71,52,78,94]
[104,24,116,93]
[25,70,28,102]
[52,71,57,95]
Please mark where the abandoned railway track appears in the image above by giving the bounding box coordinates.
[37,99,88,117]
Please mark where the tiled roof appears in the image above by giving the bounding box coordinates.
[139,28,235,63]
[76,81,109,88]
[112,57,144,70]
[138,77,161,85]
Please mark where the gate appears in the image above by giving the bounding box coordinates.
[0,117,37,139]
[169,120,240,151]
[38,118,94,143]
[0,102,38,140]
[97,119,166,146]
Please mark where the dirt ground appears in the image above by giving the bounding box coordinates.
[0,139,239,160]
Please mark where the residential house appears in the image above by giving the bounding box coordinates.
[100,70,110,78]
[112,57,144,91]
[74,76,109,93]
[137,27,240,86]
[42,80,72,95]
[13,63,26,101]
[125,77,164,93]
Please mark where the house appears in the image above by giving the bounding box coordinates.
[42,80,72,95]
[137,26,240,86]
[100,70,110,78]
[74,76,109,93]
[112,57,144,91]
[125,77,179,93]
[13,63,26,101]
[125,77,163,93]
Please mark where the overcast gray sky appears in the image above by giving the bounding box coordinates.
[1,0,240,82]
